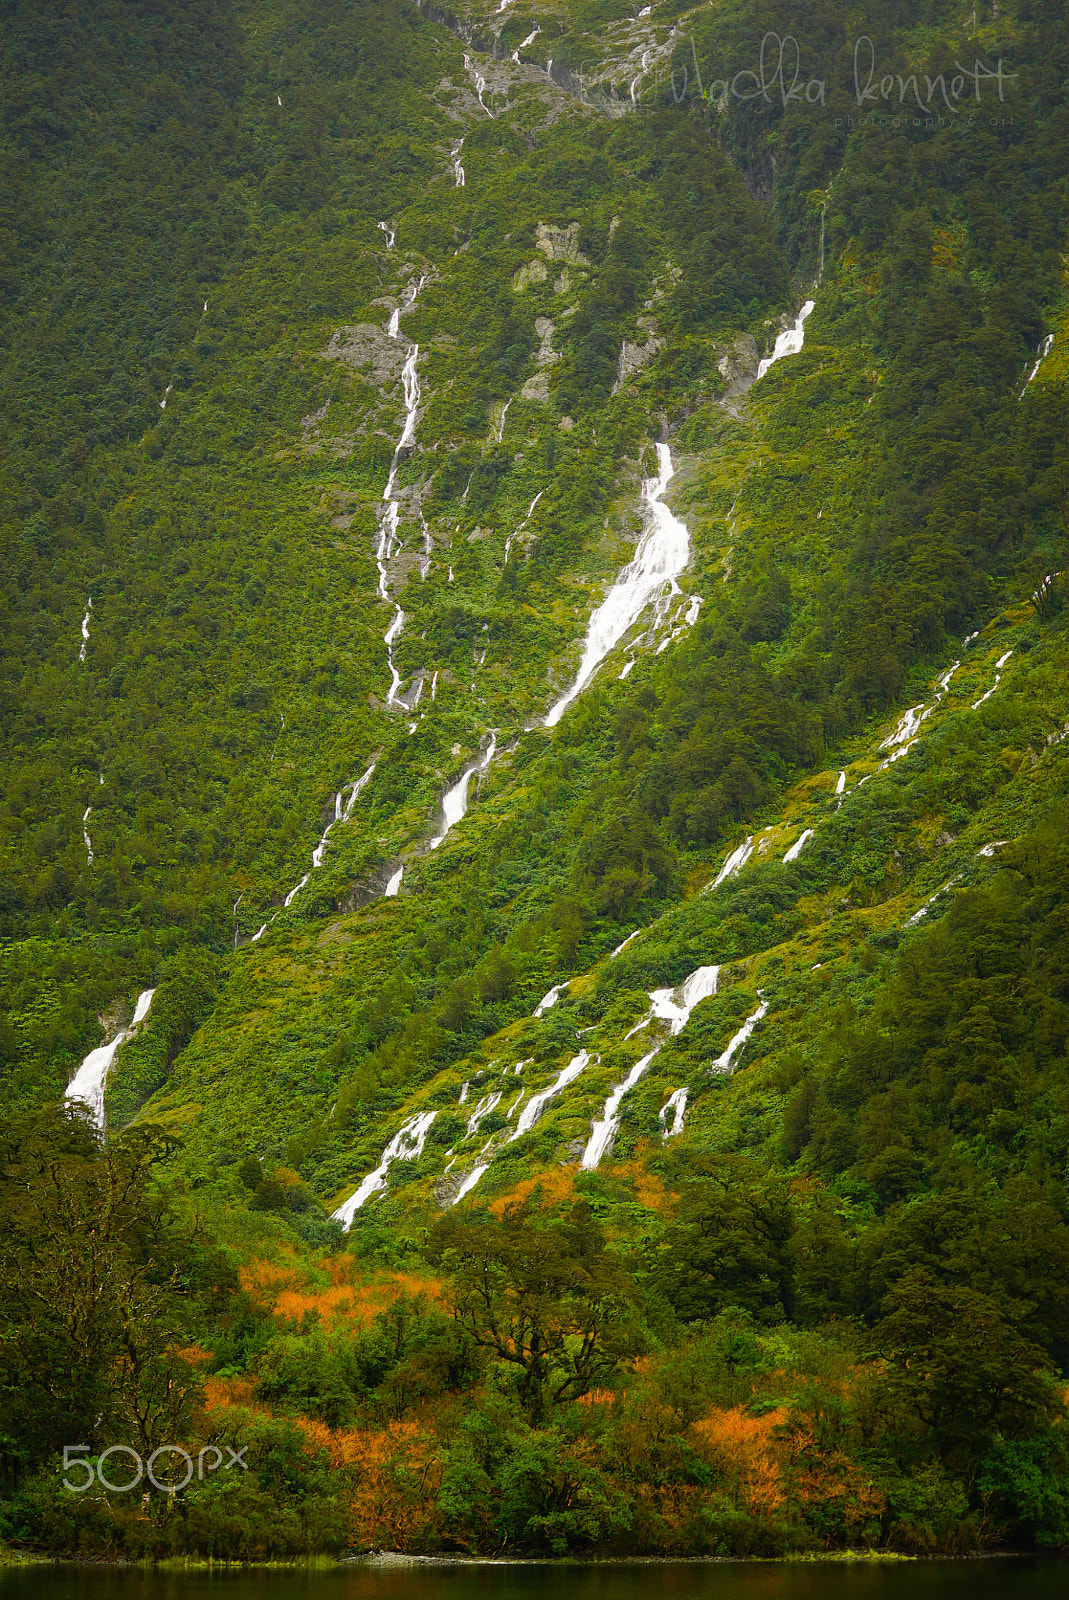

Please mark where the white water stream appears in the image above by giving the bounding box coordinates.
[782,828,814,864]
[658,1086,687,1139]
[712,835,754,889]
[429,734,496,849]
[377,289,425,703]
[512,1049,592,1138]
[710,997,768,1075]
[756,301,815,380]
[82,806,93,865]
[250,762,376,940]
[79,598,92,661]
[331,1110,437,1228]
[1021,332,1054,395]
[545,443,690,727]
[465,1090,503,1138]
[451,138,466,187]
[533,981,566,1017]
[464,53,492,116]
[513,24,541,61]
[972,650,1013,709]
[582,965,719,1169]
[66,987,156,1131]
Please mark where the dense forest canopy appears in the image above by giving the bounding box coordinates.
[1,0,1068,1562]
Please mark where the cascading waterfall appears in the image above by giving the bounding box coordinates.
[511,1050,592,1139]
[973,650,1013,710]
[1021,332,1054,395]
[429,734,496,849]
[505,489,542,564]
[710,997,769,1075]
[756,302,815,380]
[544,442,690,727]
[453,1164,490,1203]
[782,828,814,864]
[377,292,424,704]
[378,220,396,250]
[66,987,156,1131]
[712,834,754,889]
[464,53,492,115]
[331,1110,437,1228]
[79,598,92,662]
[630,48,652,102]
[582,966,719,1169]
[465,1090,503,1138]
[82,806,93,865]
[250,762,376,941]
[533,981,566,1017]
[451,138,465,187]
[512,24,541,61]
[658,1086,687,1139]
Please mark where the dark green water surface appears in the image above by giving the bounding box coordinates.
[1,1559,1066,1600]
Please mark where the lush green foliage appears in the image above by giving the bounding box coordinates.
[2,0,1069,1561]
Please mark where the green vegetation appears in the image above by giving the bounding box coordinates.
[2,0,1068,1564]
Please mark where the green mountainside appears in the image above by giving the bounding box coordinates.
[2,0,1069,1562]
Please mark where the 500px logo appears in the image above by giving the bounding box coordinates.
[63,1443,248,1494]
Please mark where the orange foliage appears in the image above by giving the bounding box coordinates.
[172,1344,211,1367]
[294,1418,442,1551]
[239,1253,442,1328]
[779,1416,885,1537]
[576,1387,615,1408]
[488,1168,578,1215]
[612,1160,676,1215]
[202,1373,262,1413]
[692,1406,787,1516]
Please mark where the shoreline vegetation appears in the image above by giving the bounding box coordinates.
[2,0,1069,1573]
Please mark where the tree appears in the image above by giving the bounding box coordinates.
[427,1197,643,1422]
[0,1104,234,1476]
[870,1270,1062,1462]
[647,1157,795,1325]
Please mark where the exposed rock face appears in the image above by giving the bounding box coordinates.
[716,333,760,402]
[520,316,558,401]
[515,223,591,291]
[534,222,589,265]
[613,316,664,393]
[513,257,548,292]
[323,324,407,387]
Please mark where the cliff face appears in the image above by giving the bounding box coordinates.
[3,0,1069,1557]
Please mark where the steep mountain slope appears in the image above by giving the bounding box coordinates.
[3,0,1069,1559]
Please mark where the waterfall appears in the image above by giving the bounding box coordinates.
[66,988,156,1131]
[658,1087,687,1139]
[712,835,754,889]
[377,311,423,704]
[710,998,769,1076]
[331,1110,437,1228]
[511,1050,592,1138]
[782,828,814,864]
[545,443,690,727]
[972,650,1013,710]
[582,966,719,1170]
[756,302,815,380]
[429,734,496,849]
[512,24,541,61]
